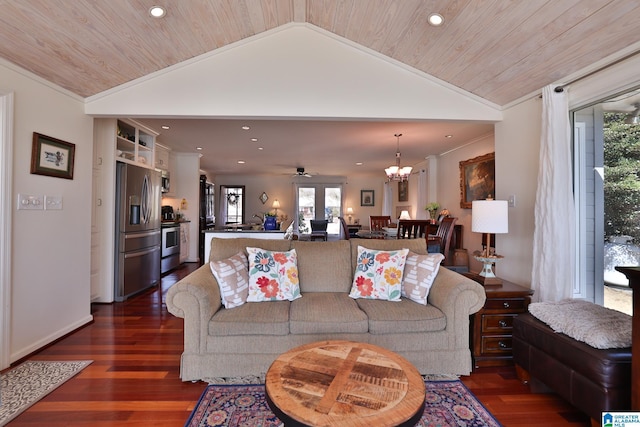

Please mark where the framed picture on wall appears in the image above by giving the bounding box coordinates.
[30,132,75,179]
[398,181,408,202]
[361,190,374,206]
[459,152,495,208]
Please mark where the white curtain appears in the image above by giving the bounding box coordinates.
[382,182,392,217]
[531,85,575,302]
[416,169,428,219]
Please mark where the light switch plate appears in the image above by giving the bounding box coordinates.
[45,195,63,210]
[17,193,44,210]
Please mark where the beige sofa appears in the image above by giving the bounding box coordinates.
[166,237,486,381]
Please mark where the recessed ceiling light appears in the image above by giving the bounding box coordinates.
[445,134,453,138]
[428,13,444,26]
[251,138,258,142]
[161,125,170,130]
[149,6,166,18]
[258,147,264,150]
[356,162,363,166]
[237,160,245,164]
[242,126,250,130]
[196,147,203,150]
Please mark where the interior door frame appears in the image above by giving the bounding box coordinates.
[0,92,14,369]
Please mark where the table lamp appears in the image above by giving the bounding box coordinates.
[346,207,354,224]
[399,210,411,220]
[471,199,508,285]
[271,199,280,216]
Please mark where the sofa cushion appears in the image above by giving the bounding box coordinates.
[209,251,249,308]
[402,252,445,305]
[349,246,409,301]
[289,292,369,334]
[356,298,446,334]
[209,237,291,262]
[349,238,427,274]
[209,301,290,336]
[246,247,301,302]
[290,240,353,292]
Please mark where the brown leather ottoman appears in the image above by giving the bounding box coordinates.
[512,312,631,423]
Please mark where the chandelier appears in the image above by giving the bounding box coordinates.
[385,133,412,182]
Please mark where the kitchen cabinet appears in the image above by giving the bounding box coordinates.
[155,143,170,170]
[115,119,157,168]
[179,222,189,264]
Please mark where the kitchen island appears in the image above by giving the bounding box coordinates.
[203,229,286,264]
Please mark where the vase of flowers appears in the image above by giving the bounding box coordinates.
[425,202,440,223]
[264,212,278,230]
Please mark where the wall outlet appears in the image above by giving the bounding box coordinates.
[45,195,63,210]
[508,195,516,207]
[17,193,44,210]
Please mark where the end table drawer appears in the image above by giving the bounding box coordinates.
[480,335,512,355]
[484,298,527,311]
[482,314,516,333]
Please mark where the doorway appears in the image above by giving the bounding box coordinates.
[296,185,342,236]
[0,92,14,369]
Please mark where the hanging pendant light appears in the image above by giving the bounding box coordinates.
[385,133,412,182]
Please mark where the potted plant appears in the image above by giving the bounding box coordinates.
[425,202,440,223]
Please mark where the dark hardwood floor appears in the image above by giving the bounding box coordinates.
[6,263,590,426]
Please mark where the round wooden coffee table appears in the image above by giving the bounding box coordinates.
[265,340,425,427]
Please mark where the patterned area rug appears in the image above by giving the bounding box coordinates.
[185,380,501,427]
[0,360,92,426]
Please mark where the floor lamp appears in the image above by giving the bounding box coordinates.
[471,199,509,285]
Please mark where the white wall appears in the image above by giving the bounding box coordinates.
[495,98,542,286]
[1,61,93,362]
[435,135,495,273]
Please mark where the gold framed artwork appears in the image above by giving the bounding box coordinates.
[459,152,495,209]
[30,132,75,179]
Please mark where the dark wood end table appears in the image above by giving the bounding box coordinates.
[463,273,534,368]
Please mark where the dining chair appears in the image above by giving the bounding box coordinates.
[309,219,329,241]
[430,217,457,262]
[397,220,430,239]
[338,216,350,240]
[369,215,391,232]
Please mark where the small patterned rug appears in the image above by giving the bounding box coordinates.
[185,380,501,427]
[0,360,92,426]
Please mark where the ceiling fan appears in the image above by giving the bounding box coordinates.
[293,167,312,178]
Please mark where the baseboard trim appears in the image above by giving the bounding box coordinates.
[9,314,94,365]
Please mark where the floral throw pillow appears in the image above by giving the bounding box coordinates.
[209,251,250,309]
[246,247,301,302]
[349,246,409,301]
[401,252,444,305]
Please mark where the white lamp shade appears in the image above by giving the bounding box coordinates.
[346,207,354,214]
[471,200,508,233]
[272,200,280,209]
[399,210,411,220]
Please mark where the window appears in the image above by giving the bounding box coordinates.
[220,185,245,225]
[572,87,639,314]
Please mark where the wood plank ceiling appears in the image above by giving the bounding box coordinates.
[1,0,640,105]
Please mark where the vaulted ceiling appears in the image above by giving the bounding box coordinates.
[2,1,640,175]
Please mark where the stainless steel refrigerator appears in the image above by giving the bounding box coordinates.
[114,162,161,301]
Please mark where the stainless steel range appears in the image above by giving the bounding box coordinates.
[161,206,180,274]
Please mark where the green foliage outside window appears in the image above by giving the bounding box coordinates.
[603,112,640,242]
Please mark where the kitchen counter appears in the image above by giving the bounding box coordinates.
[203,229,285,263]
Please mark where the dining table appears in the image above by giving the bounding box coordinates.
[355,230,442,254]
